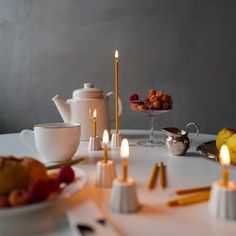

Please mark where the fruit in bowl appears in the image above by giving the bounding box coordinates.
[0,156,75,208]
[130,89,173,111]
[216,128,236,162]
[225,134,236,163]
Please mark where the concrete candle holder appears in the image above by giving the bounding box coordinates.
[208,181,236,220]
[95,160,116,188]
[88,136,102,151]
[111,133,122,148]
[110,177,140,213]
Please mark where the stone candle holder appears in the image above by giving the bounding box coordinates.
[95,160,116,188]
[111,133,122,148]
[88,136,102,151]
[110,177,140,213]
[208,181,236,220]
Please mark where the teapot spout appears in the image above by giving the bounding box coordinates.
[52,95,71,123]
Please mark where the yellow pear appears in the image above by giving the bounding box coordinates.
[226,134,236,163]
[216,128,236,151]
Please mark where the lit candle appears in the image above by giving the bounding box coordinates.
[115,50,119,134]
[120,139,129,182]
[103,130,109,164]
[219,145,230,187]
[93,109,97,137]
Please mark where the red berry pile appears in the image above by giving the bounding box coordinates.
[130,89,173,111]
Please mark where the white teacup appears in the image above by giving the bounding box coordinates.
[20,123,81,163]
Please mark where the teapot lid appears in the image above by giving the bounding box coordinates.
[73,83,104,99]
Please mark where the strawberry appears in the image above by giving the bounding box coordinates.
[28,179,50,203]
[58,166,75,184]
[129,93,139,102]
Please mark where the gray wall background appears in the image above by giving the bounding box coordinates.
[0,0,235,134]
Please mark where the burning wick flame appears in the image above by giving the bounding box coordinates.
[220,145,230,166]
[120,139,129,159]
[103,130,109,145]
[93,109,97,119]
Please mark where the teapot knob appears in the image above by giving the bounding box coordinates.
[84,83,94,89]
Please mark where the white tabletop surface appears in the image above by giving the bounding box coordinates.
[0,130,236,236]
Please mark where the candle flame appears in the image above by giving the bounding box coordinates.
[115,50,119,59]
[103,130,109,144]
[93,109,97,119]
[120,139,129,159]
[219,145,230,166]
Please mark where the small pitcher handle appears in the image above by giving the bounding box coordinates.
[20,129,38,154]
[106,91,123,123]
[186,122,200,144]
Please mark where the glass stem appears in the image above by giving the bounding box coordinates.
[149,114,155,143]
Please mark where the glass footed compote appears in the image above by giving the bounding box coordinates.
[130,103,171,147]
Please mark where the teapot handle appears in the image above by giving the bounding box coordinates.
[106,91,123,123]
[186,122,200,144]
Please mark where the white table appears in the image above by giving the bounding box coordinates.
[0,130,236,236]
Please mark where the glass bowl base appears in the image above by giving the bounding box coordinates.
[137,140,164,147]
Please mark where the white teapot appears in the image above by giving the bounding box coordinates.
[52,83,122,140]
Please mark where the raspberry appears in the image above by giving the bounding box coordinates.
[144,100,152,110]
[148,89,156,97]
[153,100,161,109]
[156,90,164,98]
[59,166,75,184]
[28,179,50,203]
[161,95,171,102]
[162,102,170,110]
[129,93,139,102]
[48,178,61,192]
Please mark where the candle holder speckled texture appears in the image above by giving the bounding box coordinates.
[88,136,102,150]
[110,177,140,213]
[208,181,236,220]
[95,160,116,188]
[111,133,122,148]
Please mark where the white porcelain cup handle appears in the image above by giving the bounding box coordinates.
[106,91,123,123]
[20,129,38,154]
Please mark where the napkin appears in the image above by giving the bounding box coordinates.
[66,199,121,236]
